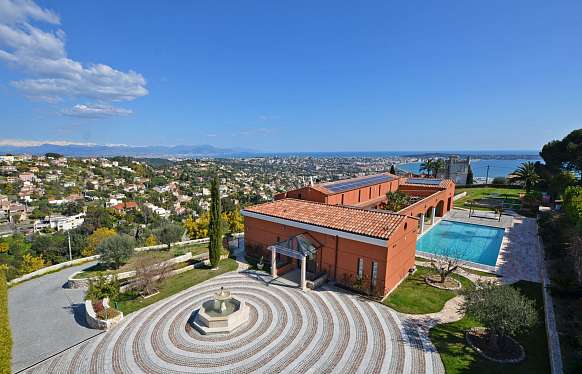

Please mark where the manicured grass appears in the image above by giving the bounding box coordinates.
[455,187,524,210]
[383,266,472,314]
[114,258,238,315]
[73,244,209,279]
[174,243,209,257]
[429,281,550,374]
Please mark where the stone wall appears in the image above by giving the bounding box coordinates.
[8,255,100,286]
[67,252,194,289]
[453,192,467,201]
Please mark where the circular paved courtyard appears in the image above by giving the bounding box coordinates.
[26,271,443,374]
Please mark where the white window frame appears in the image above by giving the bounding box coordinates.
[371,261,378,288]
[357,258,364,280]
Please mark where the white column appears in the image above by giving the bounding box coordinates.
[431,206,436,225]
[271,248,277,278]
[300,256,307,291]
[420,213,425,234]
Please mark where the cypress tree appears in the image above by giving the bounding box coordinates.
[389,164,396,174]
[466,165,474,185]
[208,174,222,268]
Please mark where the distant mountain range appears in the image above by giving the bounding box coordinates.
[0,144,257,158]
[0,142,541,159]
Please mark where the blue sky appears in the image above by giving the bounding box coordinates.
[0,0,581,152]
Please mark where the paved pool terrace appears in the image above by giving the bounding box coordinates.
[418,209,542,283]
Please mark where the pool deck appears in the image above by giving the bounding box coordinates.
[445,208,513,229]
[418,209,542,283]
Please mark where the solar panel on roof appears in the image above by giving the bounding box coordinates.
[325,175,394,193]
[406,178,442,185]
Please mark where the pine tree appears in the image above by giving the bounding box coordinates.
[208,174,222,268]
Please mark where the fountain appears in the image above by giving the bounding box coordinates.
[192,287,249,334]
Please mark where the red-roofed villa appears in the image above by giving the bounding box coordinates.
[242,173,455,296]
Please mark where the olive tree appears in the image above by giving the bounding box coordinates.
[97,234,135,269]
[153,223,184,249]
[429,246,465,284]
[130,255,172,297]
[461,283,538,350]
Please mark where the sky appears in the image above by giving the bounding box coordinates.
[0,0,581,152]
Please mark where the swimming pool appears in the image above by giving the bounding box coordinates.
[416,220,504,267]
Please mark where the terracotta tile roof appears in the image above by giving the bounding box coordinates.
[243,198,405,240]
[112,201,138,210]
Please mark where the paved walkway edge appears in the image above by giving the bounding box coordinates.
[14,331,105,373]
[539,234,564,374]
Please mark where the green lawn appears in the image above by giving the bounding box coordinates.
[455,187,524,210]
[383,266,473,314]
[73,244,209,279]
[114,258,238,315]
[429,281,550,374]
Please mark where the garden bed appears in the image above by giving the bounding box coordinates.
[425,274,462,290]
[466,327,525,363]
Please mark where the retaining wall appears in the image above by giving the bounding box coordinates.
[453,192,467,201]
[8,255,100,286]
[67,252,194,289]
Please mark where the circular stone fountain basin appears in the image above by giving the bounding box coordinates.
[192,296,249,334]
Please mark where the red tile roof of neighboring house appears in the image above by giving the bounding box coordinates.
[113,201,138,211]
[243,198,406,240]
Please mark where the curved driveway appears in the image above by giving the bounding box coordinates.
[24,270,444,373]
[9,261,99,372]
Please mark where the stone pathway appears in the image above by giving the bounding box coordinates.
[401,296,463,338]
[25,271,444,374]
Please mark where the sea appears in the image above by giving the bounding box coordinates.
[397,158,541,178]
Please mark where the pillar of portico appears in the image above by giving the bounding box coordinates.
[271,247,277,278]
[300,255,307,291]
[431,206,436,225]
[420,213,425,234]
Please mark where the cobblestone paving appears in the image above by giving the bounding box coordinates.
[26,271,443,374]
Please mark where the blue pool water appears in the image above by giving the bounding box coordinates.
[416,220,504,266]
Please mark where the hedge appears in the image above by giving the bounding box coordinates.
[0,271,11,374]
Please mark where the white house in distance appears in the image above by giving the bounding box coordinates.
[35,213,85,232]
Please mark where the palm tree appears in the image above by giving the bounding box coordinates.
[419,159,434,176]
[509,162,540,192]
[431,159,446,178]
[385,191,412,212]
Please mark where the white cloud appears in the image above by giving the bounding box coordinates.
[0,0,59,25]
[0,0,147,104]
[0,139,95,147]
[61,104,133,118]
